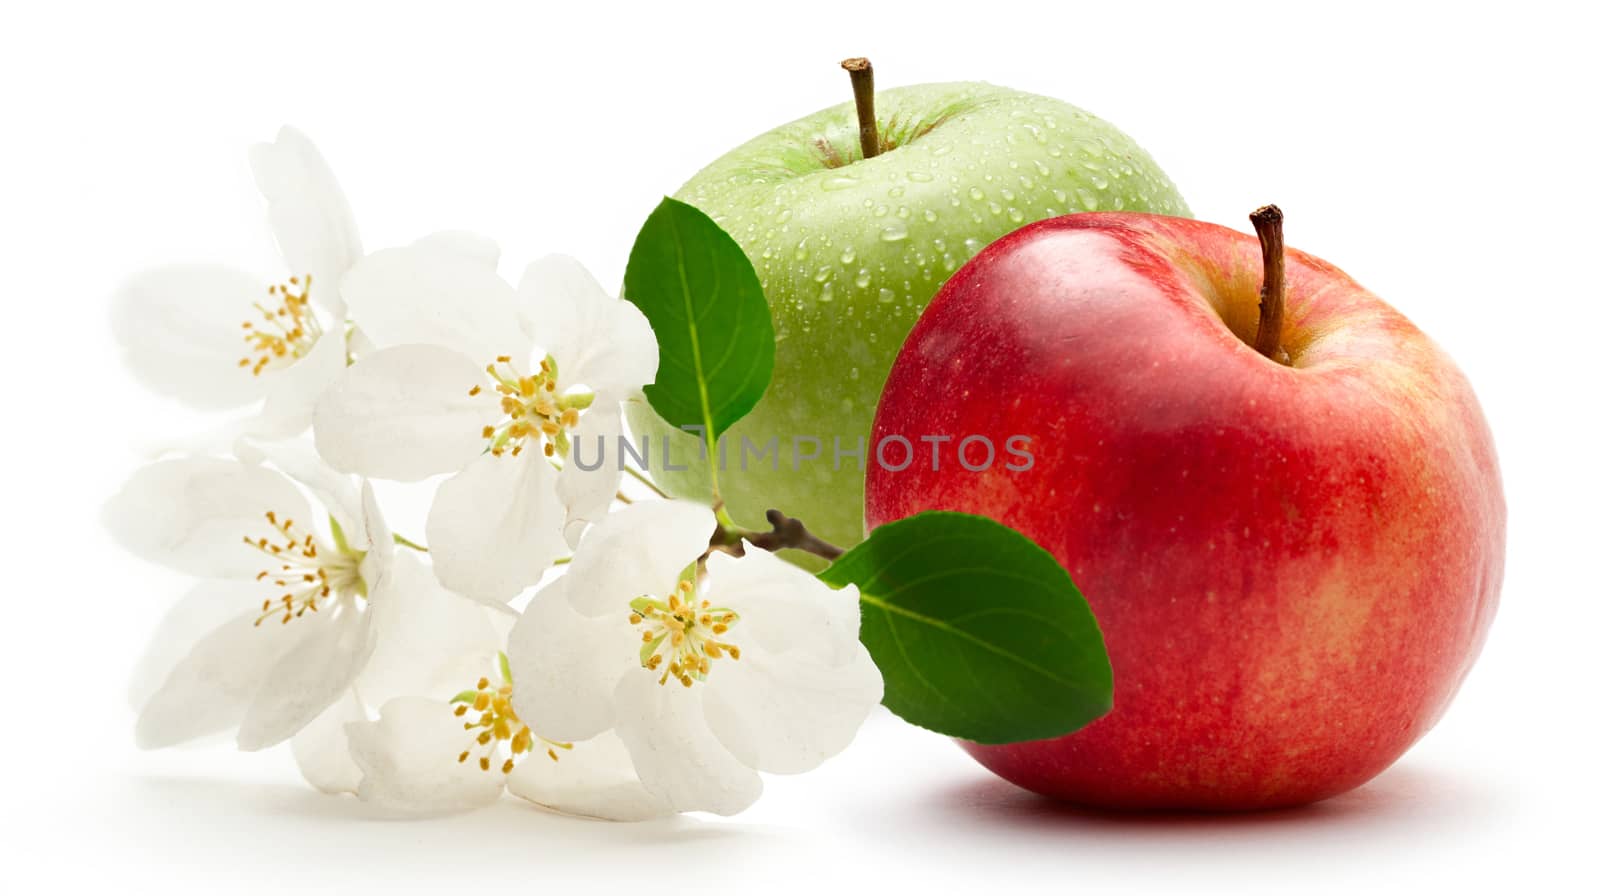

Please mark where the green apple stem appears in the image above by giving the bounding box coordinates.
[710,508,844,562]
[841,57,880,159]
[1250,204,1289,364]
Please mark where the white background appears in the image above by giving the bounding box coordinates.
[3,1,1596,892]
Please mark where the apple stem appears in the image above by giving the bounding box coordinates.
[1250,204,1289,365]
[840,57,881,160]
[709,509,844,562]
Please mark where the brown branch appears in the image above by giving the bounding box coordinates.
[711,509,844,562]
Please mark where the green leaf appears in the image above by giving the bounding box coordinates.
[818,511,1112,744]
[623,197,774,450]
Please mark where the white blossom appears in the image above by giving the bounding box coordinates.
[344,656,672,821]
[507,500,883,816]
[111,127,362,437]
[313,248,658,602]
[106,441,495,789]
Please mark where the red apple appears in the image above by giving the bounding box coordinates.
[865,210,1504,810]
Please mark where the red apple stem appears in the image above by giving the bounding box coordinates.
[841,57,881,160]
[1250,204,1289,365]
[709,509,844,562]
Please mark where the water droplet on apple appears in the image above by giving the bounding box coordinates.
[879,220,908,242]
[907,171,933,183]
[878,288,896,303]
[963,237,984,256]
[872,205,888,218]
[932,144,952,156]
[840,247,856,265]
[818,282,835,303]
[848,367,859,380]
[794,239,809,261]
[775,208,793,224]
[1034,160,1052,177]
[1000,188,1016,202]
[968,186,985,201]
[1007,208,1024,223]
[1077,189,1100,211]
[813,265,833,283]
[897,206,911,219]
[821,175,859,192]
[923,209,938,223]
[942,253,958,272]
[854,269,872,288]
[888,185,906,199]
[1090,174,1110,190]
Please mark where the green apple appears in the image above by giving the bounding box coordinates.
[628,80,1189,561]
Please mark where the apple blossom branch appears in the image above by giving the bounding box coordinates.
[710,508,845,562]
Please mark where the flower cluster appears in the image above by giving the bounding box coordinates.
[108,128,882,820]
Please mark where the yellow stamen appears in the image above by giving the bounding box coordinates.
[629,579,741,688]
[451,671,573,774]
[245,511,363,626]
[475,355,590,458]
[239,275,323,376]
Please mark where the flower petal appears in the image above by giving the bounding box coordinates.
[236,601,376,750]
[345,697,505,816]
[611,670,762,816]
[706,547,863,667]
[104,458,311,579]
[110,265,273,410]
[412,230,501,268]
[519,254,658,397]
[557,402,625,547]
[341,238,528,363]
[292,691,367,794]
[135,607,304,748]
[313,344,500,481]
[249,126,362,316]
[563,500,716,618]
[128,580,267,712]
[426,452,566,603]
[700,642,882,775]
[506,729,673,822]
[506,578,636,743]
[359,552,504,707]
[254,325,348,437]
[235,435,366,549]
[357,480,394,571]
